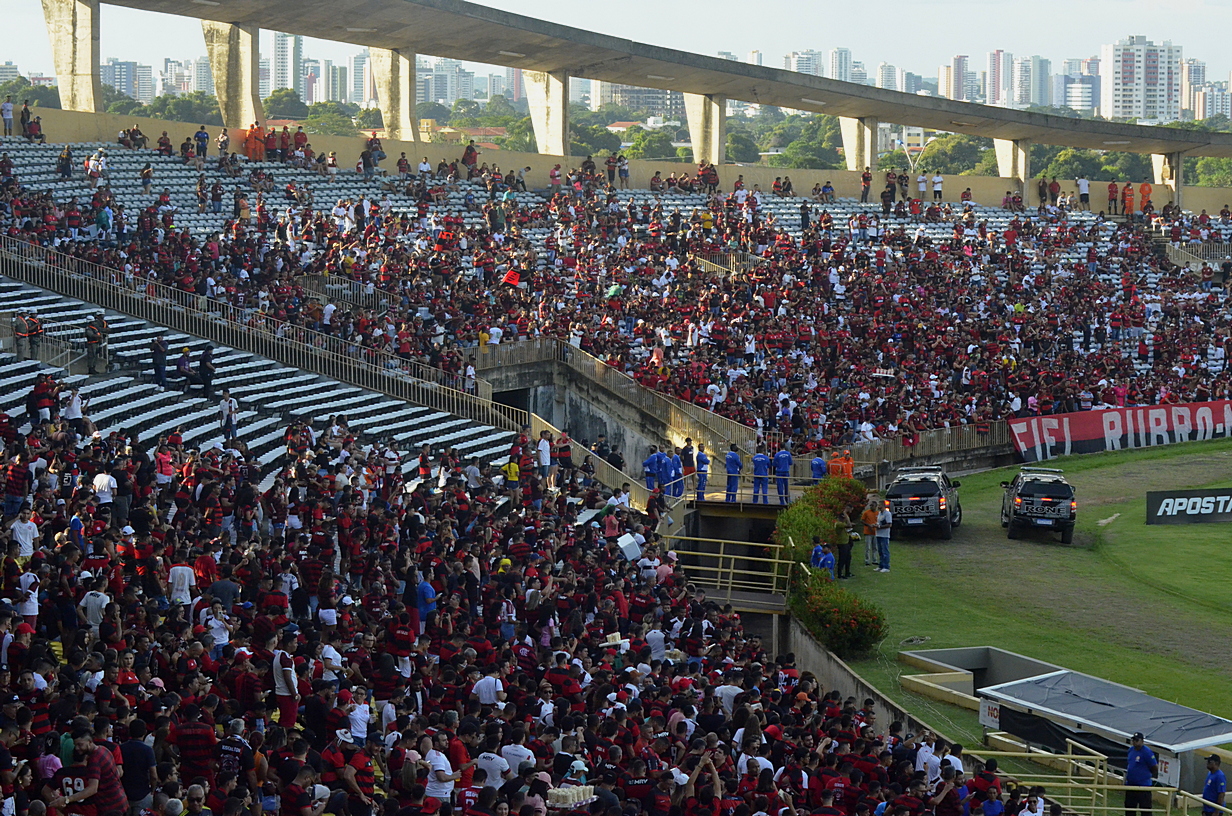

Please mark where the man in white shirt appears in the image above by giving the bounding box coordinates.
[1,96,13,137]
[8,508,38,559]
[92,470,117,505]
[168,559,197,604]
[219,389,239,439]
[78,577,110,635]
[500,730,534,775]
[425,732,460,800]
[645,622,668,661]
[932,174,944,200]
[537,431,553,487]
[472,665,506,706]
[475,736,511,788]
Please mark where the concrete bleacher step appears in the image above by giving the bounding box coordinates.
[0,275,516,475]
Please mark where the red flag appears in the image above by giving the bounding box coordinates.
[502,269,521,286]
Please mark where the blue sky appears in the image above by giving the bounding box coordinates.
[7,0,1229,88]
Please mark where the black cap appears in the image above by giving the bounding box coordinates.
[1131,732,1145,741]
[1207,755,1221,764]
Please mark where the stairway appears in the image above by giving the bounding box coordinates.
[0,277,514,486]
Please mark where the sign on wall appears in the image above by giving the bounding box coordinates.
[979,699,1001,729]
[1010,400,1232,463]
[1146,489,1232,525]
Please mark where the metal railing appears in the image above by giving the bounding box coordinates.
[659,534,792,603]
[0,236,526,433]
[529,412,649,512]
[1,310,93,372]
[690,250,767,276]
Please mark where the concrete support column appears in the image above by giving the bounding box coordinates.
[40,0,102,112]
[684,92,727,165]
[1152,152,1184,208]
[524,70,570,156]
[994,138,1032,202]
[202,21,264,129]
[369,48,420,143]
[839,116,878,173]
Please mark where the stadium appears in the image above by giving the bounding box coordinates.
[2,4,1232,816]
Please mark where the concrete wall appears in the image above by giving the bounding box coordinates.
[898,646,1064,691]
[36,107,1232,211]
[789,618,957,740]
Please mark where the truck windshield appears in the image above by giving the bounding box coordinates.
[888,481,940,498]
[1020,481,1073,499]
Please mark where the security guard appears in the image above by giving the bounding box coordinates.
[695,443,710,501]
[724,443,743,503]
[811,453,828,484]
[84,311,109,375]
[774,445,793,506]
[13,310,29,360]
[26,310,42,360]
[751,447,771,504]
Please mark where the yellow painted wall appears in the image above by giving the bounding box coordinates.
[23,107,1224,212]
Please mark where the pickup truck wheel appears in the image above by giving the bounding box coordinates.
[952,504,963,527]
[1006,520,1020,540]
[1000,510,1008,528]
[1060,526,1074,545]
[939,517,953,540]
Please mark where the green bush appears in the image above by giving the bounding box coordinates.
[790,568,889,657]
[775,477,887,658]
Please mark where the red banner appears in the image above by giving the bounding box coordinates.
[1010,400,1232,463]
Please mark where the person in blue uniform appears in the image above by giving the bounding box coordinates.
[774,445,793,505]
[655,446,672,493]
[811,454,828,484]
[1125,732,1157,816]
[695,442,710,501]
[669,447,684,497]
[813,541,835,580]
[1203,755,1226,815]
[724,443,743,502]
[751,447,771,504]
[642,445,659,490]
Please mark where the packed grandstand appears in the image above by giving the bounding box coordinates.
[0,122,1227,816]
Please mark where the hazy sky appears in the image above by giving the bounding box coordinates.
[8,0,1232,87]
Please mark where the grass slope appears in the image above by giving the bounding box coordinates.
[836,437,1232,724]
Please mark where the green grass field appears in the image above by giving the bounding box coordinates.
[834,437,1232,735]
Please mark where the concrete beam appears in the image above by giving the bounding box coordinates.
[369,48,420,143]
[684,92,726,165]
[994,138,1031,200]
[40,0,102,113]
[202,21,264,129]
[839,116,877,173]
[1152,152,1184,208]
[524,70,570,157]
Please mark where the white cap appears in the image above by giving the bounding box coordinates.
[121,525,135,536]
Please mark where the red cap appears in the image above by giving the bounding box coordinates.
[15,623,35,635]
[764,725,783,739]
[337,689,354,704]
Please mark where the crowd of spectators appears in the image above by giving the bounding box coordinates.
[5,128,1232,455]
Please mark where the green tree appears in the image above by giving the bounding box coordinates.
[451,98,481,123]
[916,134,993,175]
[1038,147,1105,181]
[766,138,841,169]
[1099,151,1153,182]
[571,123,621,157]
[726,131,760,163]
[106,97,146,117]
[263,88,309,119]
[625,128,677,159]
[307,101,358,119]
[482,94,518,120]
[303,111,357,137]
[1192,157,1232,188]
[144,92,222,126]
[417,101,451,124]
[0,76,60,109]
[355,108,383,130]
[498,117,536,152]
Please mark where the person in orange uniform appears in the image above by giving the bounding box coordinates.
[1121,182,1135,217]
[1138,180,1153,211]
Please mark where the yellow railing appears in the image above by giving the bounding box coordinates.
[529,412,649,512]
[1,310,94,372]
[690,250,767,276]
[0,235,525,433]
[659,534,792,602]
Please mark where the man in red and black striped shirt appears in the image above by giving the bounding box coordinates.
[168,704,217,780]
[74,726,128,816]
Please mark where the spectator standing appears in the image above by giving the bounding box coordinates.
[876,502,893,572]
[1124,732,1157,816]
[219,389,239,439]
[861,499,879,567]
[1204,756,1227,816]
[0,96,12,137]
[84,312,108,375]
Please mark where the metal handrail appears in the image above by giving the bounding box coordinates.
[660,533,792,598]
[0,235,528,434]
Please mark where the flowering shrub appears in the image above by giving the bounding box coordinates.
[775,478,888,657]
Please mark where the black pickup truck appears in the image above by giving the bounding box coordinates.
[885,466,963,540]
[1001,467,1077,544]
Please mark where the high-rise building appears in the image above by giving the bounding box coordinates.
[320,60,347,103]
[986,50,1013,105]
[0,62,22,83]
[1099,35,1182,122]
[936,65,953,99]
[1053,72,1100,113]
[875,62,897,91]
[747,50,763,66]
[1011,55,1051,107]
[193,56,214,96]
[302,58,321,104]
[101,58,154,103]
[273,32,304,96]
[1194,84,1232,120]
[590,80,614,111]
[258,59,271,101]
[828,48,852,83]
[851,61,868,85]
[784,51,824,76]
[569,77,590,104]
[505,67,524,101]
[160,59,191,96]
[1181,58,1207,118]
[949,55,969,101]
[898,70,922,94]
[488,74,505,99]
[349,51,369,105]
[717,51,738,62]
